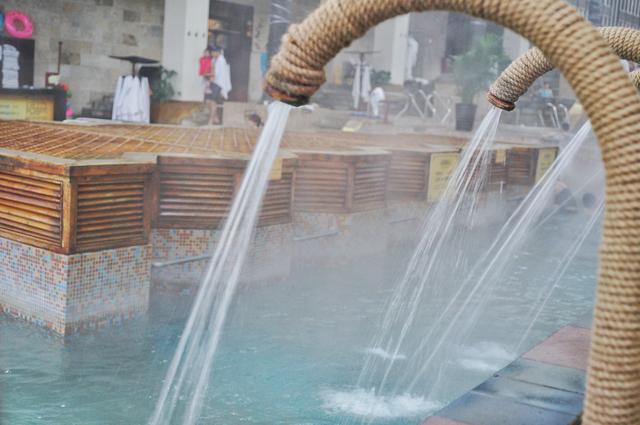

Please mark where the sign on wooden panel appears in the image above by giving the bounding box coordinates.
[495,149,507,165]
[534,148,557,184]
[0,95,54,121]
[269,158,283,180]
[428,152,459,202]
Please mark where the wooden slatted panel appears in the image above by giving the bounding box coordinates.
[260,171,294,226]
[76,176,147,251]
[353,160,388,211]
[0,170,62,248]
[157,164,238,228]
[466,150,502,193]
[487,150,508,192]
[388,151,429,200]
[294,161,349,212]
[507,147,536,186]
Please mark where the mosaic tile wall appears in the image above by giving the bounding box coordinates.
[66,246,152,334]
[0,238,69,333]
[0,237,151,335]
[293,210,389,266]
[151,224,293,285]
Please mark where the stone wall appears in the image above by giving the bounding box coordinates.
[3,0,164,113]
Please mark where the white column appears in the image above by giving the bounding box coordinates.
[162,0,210,101]
[371,15,410,85]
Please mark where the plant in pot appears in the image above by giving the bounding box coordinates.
[150,67,178,123]
[452,34,510,131]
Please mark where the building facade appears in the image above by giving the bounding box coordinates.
[10,0,634,114]
[569,0,640,27]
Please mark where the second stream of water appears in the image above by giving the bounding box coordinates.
[149,102,292,425]
[337,116,601,425]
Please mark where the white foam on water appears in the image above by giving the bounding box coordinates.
[365,348,407,361]
[456,342,514,373]
[322,388,440,419]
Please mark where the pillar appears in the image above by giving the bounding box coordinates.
[371,15,410,85]
[161,0,210,102]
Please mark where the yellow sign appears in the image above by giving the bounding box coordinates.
[428,152,460,202]
[269,158,283,180]
[0,95,55,121]
[494,149,507,165]
[534,148,557,183]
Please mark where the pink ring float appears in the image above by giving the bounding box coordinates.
[4,11,34,39]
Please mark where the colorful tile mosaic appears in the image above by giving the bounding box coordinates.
[150,224,293,285]
[0,236,151,335]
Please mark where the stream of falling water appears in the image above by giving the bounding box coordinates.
[406,122,595,404]
[333,107,503,425]
[148,102,291,425]
[334,118,597,425]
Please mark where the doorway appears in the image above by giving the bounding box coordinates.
[209,0,253,102]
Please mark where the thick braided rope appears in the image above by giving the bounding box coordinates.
[631,70,640,90]
[489,26,640,107]
[266,1,640,424]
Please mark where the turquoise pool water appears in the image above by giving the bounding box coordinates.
[0,211,599,425]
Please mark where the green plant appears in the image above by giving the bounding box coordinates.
[452,34,510,104]
[151,68,178,103]
[371,69,391,87]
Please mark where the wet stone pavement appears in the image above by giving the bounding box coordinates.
[422,313,592,425]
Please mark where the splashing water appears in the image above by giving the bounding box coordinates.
[322,388,440,420]
[149,102,291,425]
[365,347,407,361]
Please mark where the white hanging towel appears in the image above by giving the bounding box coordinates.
[405,37,419,81]
[214,54,232,100]
[361,65,372,103]
[352,62,361,109]
[112,75,150,123]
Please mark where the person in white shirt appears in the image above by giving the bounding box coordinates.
[204,47,232,125]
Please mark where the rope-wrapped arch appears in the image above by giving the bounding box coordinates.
[489,26,640,110]
[266,1,640,424]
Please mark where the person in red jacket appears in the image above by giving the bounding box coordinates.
[199,48,213,77]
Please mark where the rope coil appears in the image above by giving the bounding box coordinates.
[489,26,640,110]
[266,2,640,424]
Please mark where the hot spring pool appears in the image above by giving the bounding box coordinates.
[0,210,599,425]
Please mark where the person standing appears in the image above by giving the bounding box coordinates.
[204,47,232,126]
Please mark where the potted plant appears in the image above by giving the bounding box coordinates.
[150,67,182,124]
[452,34,510,131]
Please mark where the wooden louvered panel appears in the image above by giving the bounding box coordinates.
[157,164,238,228]
[0,170,62,248]
[487,151,508,192]
[260,171,293,226]
[507,147,536,186]
[353,161,388,211]
[75,176,147,251]
[294,162,349,212]
[388,151,429,200]
[465,151,496,193]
